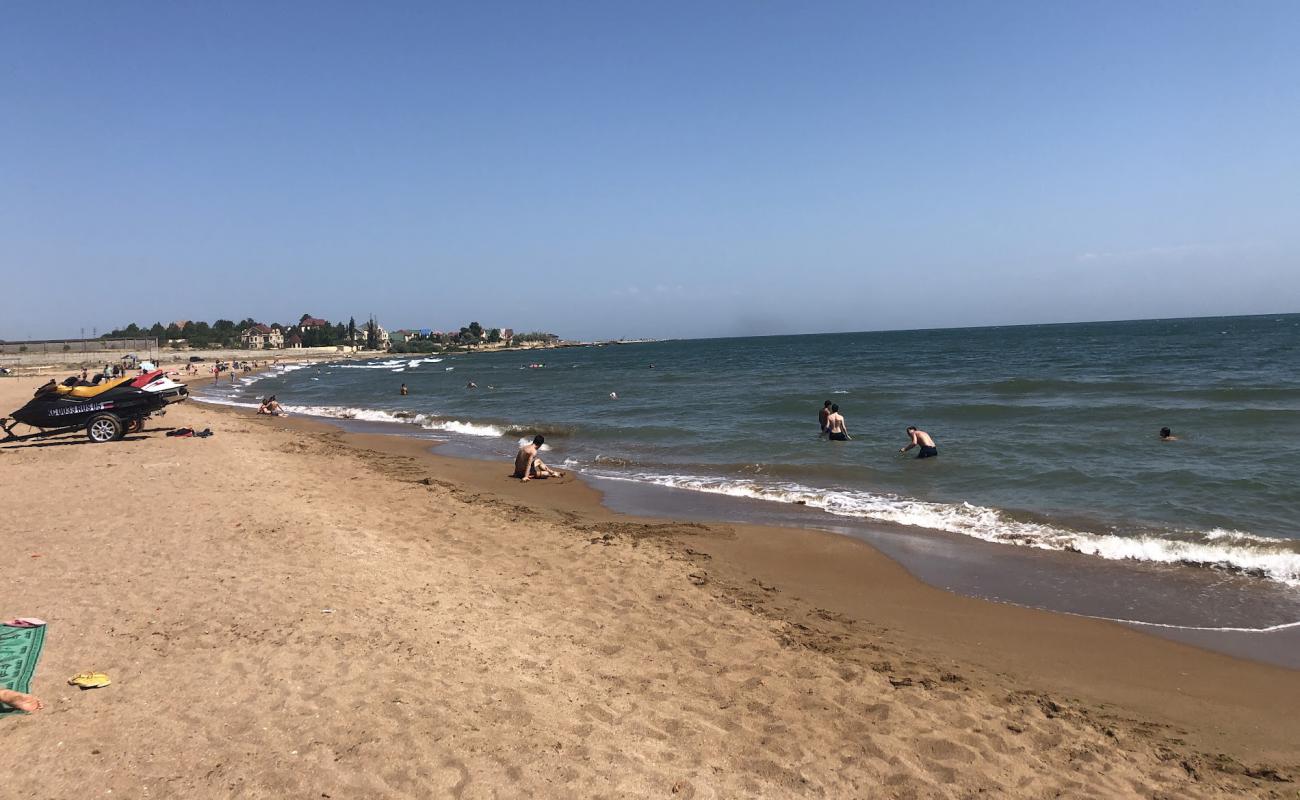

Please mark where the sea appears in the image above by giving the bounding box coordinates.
[197,313,1300,665]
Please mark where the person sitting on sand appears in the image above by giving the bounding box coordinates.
[257,395,285,416]
[515,435,563,482]
[1159,427,1178,441]
[0,688,43,713]
[900,426,938,458]
[826,404,850,441]
[819,400,832,434]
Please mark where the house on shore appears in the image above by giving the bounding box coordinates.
[241,324,284,350]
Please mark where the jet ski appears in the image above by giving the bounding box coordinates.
[133,369,190,405]
[1,370,187,443]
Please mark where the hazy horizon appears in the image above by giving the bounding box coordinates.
[4,2,1299,341]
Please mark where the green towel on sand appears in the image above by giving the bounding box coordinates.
[0,624,46,715]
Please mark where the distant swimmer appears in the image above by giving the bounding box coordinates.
[466,381,477,389]
[819,400,832,434]
[515,435,564,482]
[900,426,938,458]
[1159,427,1178,441]
[399,383,408,396]
[609,392,618,400]
[825,404,850,441]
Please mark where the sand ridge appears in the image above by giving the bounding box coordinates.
[0,378,1296,798]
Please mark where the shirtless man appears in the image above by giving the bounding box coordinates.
[515,435,564,481]
[819,400,832,434]
[258,395,285,416]
[0,688,43,713]
[825,404,850,441]
[900,426,938,458]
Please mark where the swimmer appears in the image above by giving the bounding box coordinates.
[466,381,477,389]
[1159,427,1178,441]
[609,392,618,400]
[825,404,850,441]
[819,400,832,434]
[400,383,409,396]
[899,426,938,458]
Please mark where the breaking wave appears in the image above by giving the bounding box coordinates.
[193,397,504,437]
[586,471,1300,587]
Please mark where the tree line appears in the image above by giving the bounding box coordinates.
[102,314,360,349]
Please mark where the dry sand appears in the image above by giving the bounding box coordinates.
[1,375,1297,798]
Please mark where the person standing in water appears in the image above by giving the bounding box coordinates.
[819,400,832,434]
[900,426,938,458]
[400,383,408,396]
[825,404,850,441]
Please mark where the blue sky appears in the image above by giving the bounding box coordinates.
[3,2,1298,340]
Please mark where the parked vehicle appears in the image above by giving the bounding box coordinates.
[1,370,189,443]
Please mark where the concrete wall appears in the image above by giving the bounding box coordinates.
[0,337,157,356]
[0,345,361,375]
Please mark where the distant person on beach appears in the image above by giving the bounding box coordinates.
[825,404,850,441]
[900,426,938,458]
[0,688,43,713]
[400,383,408,396]
[1159,427,1178,441]
[819,400,832,434]
[515,435,564,482]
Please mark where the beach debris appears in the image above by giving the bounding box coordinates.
[1036,695,1064,718]
[67,672,111,690]
[687,572,709,586]
[888,676,914,688]
[1,617,46,628]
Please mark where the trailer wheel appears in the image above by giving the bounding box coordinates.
[87,413,123,443]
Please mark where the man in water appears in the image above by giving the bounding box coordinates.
[400,383,409,396]
[1159,427,1178,441]
[515,435,564,482]
[900,426,938,458]
[819,400,832,434]
[825,404,850,441]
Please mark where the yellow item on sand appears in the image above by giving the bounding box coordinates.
[68,672,111,689]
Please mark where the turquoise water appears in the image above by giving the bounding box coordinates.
[201,313,1300,589]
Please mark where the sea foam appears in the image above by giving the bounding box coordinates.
[588,471,1300,587]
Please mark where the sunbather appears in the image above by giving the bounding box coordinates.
[0,688,43,713]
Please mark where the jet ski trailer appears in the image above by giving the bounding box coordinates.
[1,371,184,443]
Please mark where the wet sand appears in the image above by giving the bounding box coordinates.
[1,375,1297,798]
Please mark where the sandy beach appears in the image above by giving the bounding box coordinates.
[2,375,1297,799]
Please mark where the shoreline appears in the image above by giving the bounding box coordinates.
[251,405,1300,751]
[4,375,1297,796]
[192,367,1300,667]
